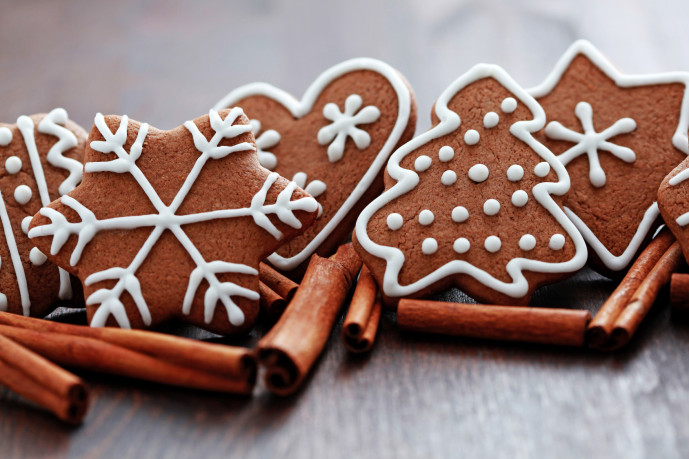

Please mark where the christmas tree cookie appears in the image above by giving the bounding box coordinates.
[354,64,587,306]
[529,40,689,275]
[29,108,319,334]
[214,58,416,275]
[659,158,689,262]
[0,109,86,318]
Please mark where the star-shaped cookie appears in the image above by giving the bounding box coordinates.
[29,108,319,334]
[529,40,689,275]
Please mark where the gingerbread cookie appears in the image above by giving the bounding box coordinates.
[0,108,85,318]
[29,108,319,334]
[354,64,587,306]
[528,40,689,275]
[658,158,689,261]
[214,58,416,275]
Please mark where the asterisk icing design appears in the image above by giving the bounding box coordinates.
[250,119,280,170]
[545,101,637,187]
[29,108,318,330]
[317,94,381,162]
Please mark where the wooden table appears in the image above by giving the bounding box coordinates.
[2,1,689,457]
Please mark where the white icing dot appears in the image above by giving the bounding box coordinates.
[14,185,32,205]
[534,162,551,177]
[4,156,21,175]
[21,216,32,234]
[464,129,480,145]
[468,164,489,182]
[422,238,438,255]
[506,164,524,182]
[0,127,11,146]
[483,112,499,128]
[511,190,528,207]
[452,206,469,223]
[453,238,470,254]
[387,213,403,231]
[484,236,501,253]
[441,170,457,186]
[549,234,566,250]
[483,199,500,216]
[501,97,517,113]
[419,209,434,226]
[414,155,432,172]
[29,247,47,266]
[519,234,537,251]
[438,146,454,162]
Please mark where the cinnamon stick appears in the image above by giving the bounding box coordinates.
[670,273,689,315]
[587,228,676,348]
[0,311,255,381]
[342,266,382,353]
[0,324,255,395]
[259,263,299,302]
[397,299,591,347]
[259,281,287,322]
[257,243,362,396]
[0,333,88,423]
[609,242,685,349]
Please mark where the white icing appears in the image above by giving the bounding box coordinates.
[501,97,517,113]
[441,170,457,186]
[545,101,636,187]
[215,58,413,272]
[21,216,31,234]
[5,156,21,175]
[30,109,318,329]
[292,172,326,217]
[317,94,381,162]
[13,185,32,205]
[669,168,689,186]
[528,39,689,271]
[354,63,587,299]
[464,129,480,145]
[387,213,403,231]
[511,190,528,207]
[453,238,470,254]
[421,238,438,255]
[484,235,501,253]
[483,199,500,216]
[418,209,434,226]
[0,127,12,146]
[29,247,47,266]
[483,112,499,128]
[0,191,29,314]
[519,234,536,251]
[249,119,280,170]
[549,234,566,250]
[506,164,524,181]
[438,146,454,162]
[414,155,432,172]
[534,162,551,177]
[451,206,469,223]
[468,164,489,182]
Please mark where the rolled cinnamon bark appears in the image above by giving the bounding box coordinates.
[670,273,689,315]
[0,332,89,423]
[397,299,591,347]
[342,266,382,353]
[609,242,685,349]
[587,228,675,348]
[259,263,299,302]
[257,243,362,395]
[259,281,288,322]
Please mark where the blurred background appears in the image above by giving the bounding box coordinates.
[1,0,688,131]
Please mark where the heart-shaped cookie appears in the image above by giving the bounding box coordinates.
[214,58,416,273]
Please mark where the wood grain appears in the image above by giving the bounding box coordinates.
[3,1,689,457]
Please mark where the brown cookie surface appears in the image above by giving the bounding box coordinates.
[29,108,319,334]
[658,159,689,261]
[354,64,587,306]
[215,58,416,276]
[529,40,689,275]
[0,108,85,317]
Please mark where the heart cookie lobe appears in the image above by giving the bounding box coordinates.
[354,64,587,306]
[215,58,417,275]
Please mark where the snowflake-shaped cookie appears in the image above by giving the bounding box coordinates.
[29,108,319,333]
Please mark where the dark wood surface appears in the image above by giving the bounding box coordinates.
[3,1,689,457]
